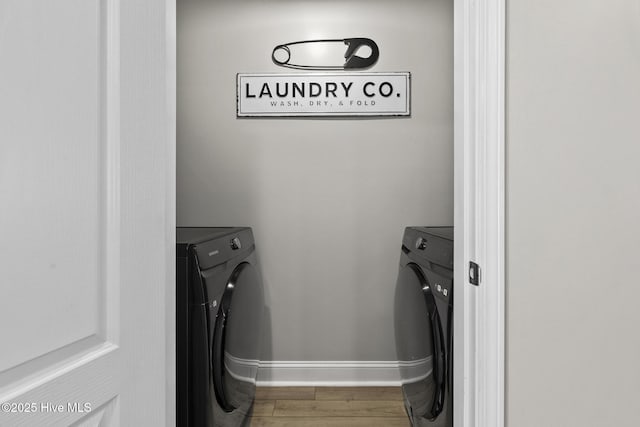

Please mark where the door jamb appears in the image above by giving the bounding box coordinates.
[453,0,506,426]
[167,0,506,424]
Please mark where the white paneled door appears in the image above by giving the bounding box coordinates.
[0,0,175,426]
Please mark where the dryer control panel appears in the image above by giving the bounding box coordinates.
[402,226,453,270]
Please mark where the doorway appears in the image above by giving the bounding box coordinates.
[176,0,505,426]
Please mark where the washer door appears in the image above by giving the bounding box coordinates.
[211,262,264,414]
[394,263,446,421]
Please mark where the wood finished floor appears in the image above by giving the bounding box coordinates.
[249,387,411,427]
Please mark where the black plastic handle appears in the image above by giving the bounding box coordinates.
[410,264,446,419]
[428,300,446,417]
[212,301,233,412]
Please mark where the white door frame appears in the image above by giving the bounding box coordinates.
[453,0,505,426]
[165,0,506,424]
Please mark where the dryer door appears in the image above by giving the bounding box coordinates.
[211,262,264,414]
[394,263,446,421]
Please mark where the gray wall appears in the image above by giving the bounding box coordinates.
[177,0,453,362]
[507,0,640,425]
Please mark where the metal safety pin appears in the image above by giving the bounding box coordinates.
[271,38,379,70]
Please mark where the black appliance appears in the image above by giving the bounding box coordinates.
[394,227,453,427]
[177,227,264,427]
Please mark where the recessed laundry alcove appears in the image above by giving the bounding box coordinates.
[177,0,453,384]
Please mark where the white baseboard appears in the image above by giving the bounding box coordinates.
[256,361,402,387]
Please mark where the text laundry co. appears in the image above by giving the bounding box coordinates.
[244,81,398,99]
[237,72,411,117]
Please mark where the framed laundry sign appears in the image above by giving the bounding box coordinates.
[236,72,411,117]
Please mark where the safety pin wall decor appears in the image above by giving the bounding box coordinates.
[271,38,380,70]
[237,37,411,117]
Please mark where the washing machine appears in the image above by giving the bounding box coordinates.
[394,226,453,427]
[176,227,265,427]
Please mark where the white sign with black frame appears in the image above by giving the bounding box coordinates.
[237,72,411,117]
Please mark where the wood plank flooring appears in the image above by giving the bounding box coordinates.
[249,387,411,427]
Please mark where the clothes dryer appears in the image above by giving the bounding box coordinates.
[394,227,453,427]
[177,227,264,427]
